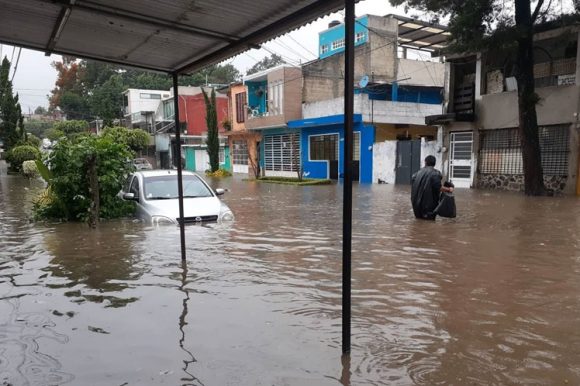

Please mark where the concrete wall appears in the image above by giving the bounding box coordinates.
[397,59,445,88]
[420,138,441,171]
[478,85,580,129]
[372,141,397,184]
[303,94,443,126]
[229,83,247,132]
[303,16,397,104]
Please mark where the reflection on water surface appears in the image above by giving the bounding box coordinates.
[1,165,580,385]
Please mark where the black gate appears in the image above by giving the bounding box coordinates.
[395,140,421,184]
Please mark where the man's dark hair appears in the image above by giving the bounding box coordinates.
[425,155,436,166]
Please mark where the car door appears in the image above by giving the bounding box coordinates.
[129,175,148,220]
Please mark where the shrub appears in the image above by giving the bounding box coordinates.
[35,135,135,222]
[45,128,65,141]
[18,134,42,148]
[205,168,232,177]
[22,160,39,179]
[101,126,150,153]
[5,145,41,173]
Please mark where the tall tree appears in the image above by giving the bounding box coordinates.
[246,54,286,75]
[202,88,220,172]
[91,74,125,127]
[0,57,24,150]
[390,0,559,195]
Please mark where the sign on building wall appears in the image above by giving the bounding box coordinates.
[557,74,576,86]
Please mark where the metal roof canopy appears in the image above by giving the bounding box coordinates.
[386,14,450,52]
[0,0,348,74]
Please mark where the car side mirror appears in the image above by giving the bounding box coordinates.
[215,188,225,196]
[123,192,138,201]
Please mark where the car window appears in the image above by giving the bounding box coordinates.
[130,177,140,196]
[143,175,213,199]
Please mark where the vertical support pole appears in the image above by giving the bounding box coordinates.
[173,73,187,261]
[342,0,355,355]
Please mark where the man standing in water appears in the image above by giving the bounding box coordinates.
[411,155,453,220]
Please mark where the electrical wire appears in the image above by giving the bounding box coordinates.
[10,48,22,83]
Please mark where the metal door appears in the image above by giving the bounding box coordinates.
[184,147,195,171]
[395,140,421,184]
[449,132,474,188]
[195,149,209,172]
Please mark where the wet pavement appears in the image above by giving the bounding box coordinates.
[1,160,580,385]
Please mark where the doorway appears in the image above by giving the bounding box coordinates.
[395,140,421,184]
[449,131,474,188]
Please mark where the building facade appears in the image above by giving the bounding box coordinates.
[303,14,448,184]
[427,22,580,194]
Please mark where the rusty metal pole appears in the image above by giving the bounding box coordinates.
[173,73,187,261]
[342,0,355,355]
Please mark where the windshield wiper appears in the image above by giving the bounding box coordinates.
[148,196,173,200]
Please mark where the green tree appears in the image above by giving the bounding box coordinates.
[91,74,125,127]
[246,54,286,75]
[53,120,89,137]
[0,57,25,150]
[389,0,562,195]
[34,106,48,115]
[24,120,54,138]
[202,88,220,172]
[101,126,150,153]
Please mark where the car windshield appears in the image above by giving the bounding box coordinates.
[134,159,147,164]
[143,175,213,200]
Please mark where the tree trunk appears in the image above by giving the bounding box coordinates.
[515,0,547,195]
[87,153,100,228]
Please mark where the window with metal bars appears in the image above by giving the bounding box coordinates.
[232,140,248,165]
[353,132,360,161]
[263,133,300,172]
[479,125,569,175]
[235,92,246,123]
[310,134,339,161]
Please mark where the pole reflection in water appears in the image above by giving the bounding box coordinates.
[178,260,203,386]
[2,167,580,385]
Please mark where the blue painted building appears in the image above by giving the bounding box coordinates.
[288,114,375,183]
[319,16,369,59]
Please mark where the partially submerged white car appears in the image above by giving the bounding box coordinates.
[120,170,234,225]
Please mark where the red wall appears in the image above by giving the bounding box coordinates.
[178,94,229,136]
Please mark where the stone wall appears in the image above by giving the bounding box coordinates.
[477,174,568,193]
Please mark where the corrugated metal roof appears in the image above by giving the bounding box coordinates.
[0,0,348,73]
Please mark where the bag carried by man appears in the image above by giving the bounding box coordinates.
[434,192,456,218]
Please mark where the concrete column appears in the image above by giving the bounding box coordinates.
[475,53,483,101]
[575,31,580,84]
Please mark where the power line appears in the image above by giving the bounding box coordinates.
[10,48,22,83]
[287,35,318,58]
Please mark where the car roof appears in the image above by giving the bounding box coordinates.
[135,170,199,178]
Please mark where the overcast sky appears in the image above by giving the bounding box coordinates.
[1,0,573,112]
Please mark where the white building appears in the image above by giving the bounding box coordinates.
[123,88,171,132]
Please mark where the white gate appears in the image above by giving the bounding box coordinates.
[449,131,474,188]
[195,149,210,172]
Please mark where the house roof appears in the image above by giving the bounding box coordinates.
[386,14,450,52]
[0,0,352,74]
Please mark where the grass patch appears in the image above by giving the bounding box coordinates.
[247,176,332,186]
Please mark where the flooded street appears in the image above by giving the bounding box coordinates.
[1,161,580,386]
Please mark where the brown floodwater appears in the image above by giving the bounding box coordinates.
[1,160,580,386]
